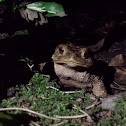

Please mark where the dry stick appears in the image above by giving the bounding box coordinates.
[51,120,68,126]
[27,63,34,71]
[30,121,41,126]
[0,107,60,121]
[113,81,126,88]
[86,100,101,110]
[60,90,81,94]
[56,114,87,119]
[46,86,59,91]
[73,105,93,122]
[111,85,126,91]
[113,81,122,87]
[112,81,126,90]
[46,86,81,94]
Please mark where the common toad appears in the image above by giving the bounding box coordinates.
[52,42,108,97]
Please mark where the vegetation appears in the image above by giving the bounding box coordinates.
[98,93,126,126]
[0,73,126,125]
[0,73,98,125]
[0,0,126,126]
[0,0,4,2]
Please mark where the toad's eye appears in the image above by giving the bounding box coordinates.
[59,48,64,54]
[84,51,92,59]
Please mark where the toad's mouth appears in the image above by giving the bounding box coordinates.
[53,60,93,68]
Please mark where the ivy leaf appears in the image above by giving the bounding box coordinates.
[26,1,67,17]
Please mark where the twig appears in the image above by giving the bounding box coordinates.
[73,106,90,118]
[73,105,93,123]
[111,85,126,91]
[46,86,81,94]
[56,114,87,119]
[51,120,68,126]
[30,121,41,126]
[27,63,34,71]
[113,81,126,88]
[111,81,126,90]
[46,86,59,91]
[0,107,60,121]
[113,81,122,87]
[86,100,101,110]
[62,91,81,94]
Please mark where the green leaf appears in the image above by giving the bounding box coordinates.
[26,1,67,17]
[0,0,5,2]
[12,30,29,37]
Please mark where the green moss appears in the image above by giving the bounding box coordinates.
[97,92,126,126]
[1,73,125,125]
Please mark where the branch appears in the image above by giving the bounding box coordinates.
[56,114,87,119]
[51,120,68,126]
[73,105,93,123]
[46,86,81,94]
[86,100,101,110]
[0,107,60,121]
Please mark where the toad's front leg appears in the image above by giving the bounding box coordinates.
[92,81,107,98]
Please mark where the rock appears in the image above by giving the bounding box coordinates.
[100,93,121,110]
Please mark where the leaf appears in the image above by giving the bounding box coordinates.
[26,1,67,17]
[19,7,48,26]
[25,9,38,21]
[0,0,5,2]
[39,62,47,72]
[109,54,126,66]
[11,30,29,37]
[109,54,126,82]
[88,37,105,52]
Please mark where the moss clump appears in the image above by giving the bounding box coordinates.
[0,73,98,125]
[1,73,125,125]
[97,93,126,126]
